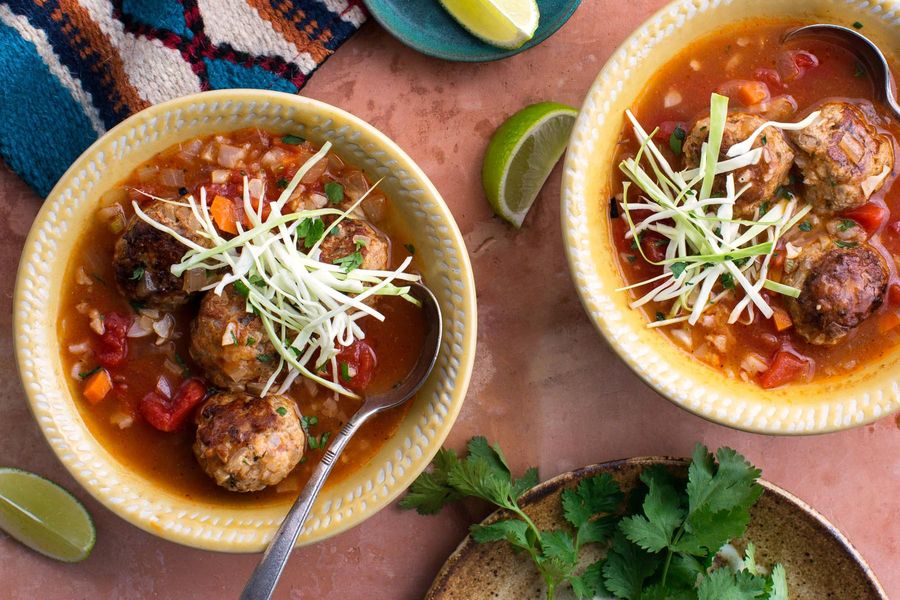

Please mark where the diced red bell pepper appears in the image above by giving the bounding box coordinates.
[889,283,900,306]
[329,340,377,394]
[759,350,811,389]
[139,377,207,432]
[841,203,887,235]
[95,312,132,368]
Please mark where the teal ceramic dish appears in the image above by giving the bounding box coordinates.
[363,0,581,62]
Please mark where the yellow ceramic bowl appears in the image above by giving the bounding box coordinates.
[561,0,900,434]
[14,90,477,551]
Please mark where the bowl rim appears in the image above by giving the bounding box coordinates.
[13,88,477,551]
[426,456,888,598]
[560,0,900,435]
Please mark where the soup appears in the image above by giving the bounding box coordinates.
[610,20,899,388]
[58,128,425,504]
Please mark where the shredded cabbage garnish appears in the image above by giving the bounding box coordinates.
[617,93,819,327]
[133,141,420,398]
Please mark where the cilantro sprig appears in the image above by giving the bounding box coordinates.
[402,440,788,600]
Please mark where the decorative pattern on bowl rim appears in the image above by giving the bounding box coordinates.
[13,89,477,552]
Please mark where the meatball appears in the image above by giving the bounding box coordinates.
[318,218,389,271]
[784,241,888,345]
[684,112,794,217]
[190,285,278,391]
[789,102,894,213]
[114,200,211,308]
[193,392,305,492]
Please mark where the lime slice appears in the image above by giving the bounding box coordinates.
[0,468,95,562]
[482,102,578,227]
[439,0,540,49]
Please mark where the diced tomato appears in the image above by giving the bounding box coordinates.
[139,377,207,432]
[328,340,377,394]
[95,312,131,368]
[754,68,782,89]
[776,50,819,83]
[759,350,811,389]
[841,203,887,235]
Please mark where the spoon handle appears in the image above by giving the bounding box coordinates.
[239,410,370,600]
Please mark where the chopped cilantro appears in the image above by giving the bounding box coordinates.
[720,273,735,289]
[334,251,364,273]
[404,243,416,255]
[324,181,345,204]
[281,134,305,145]
[837,218,857,232]
[758,201,770,216]
[245,336,256,346]
[129,266,145,281]
[835,240,858,248]
[799,220,812,232]
[128,299,146,312]
[276,178,289,189]
[256,353,275,363]
[761,134,767,146]
[339,361,351,381]
[655,312,665,322]
[853,20,863,29]
[297,217,325,249]
[669,125,687,155]
[854,62,866,78]
[626,255,636,263]
[670,262,687,278]
[78,366,101,380]
[275,406,287,417]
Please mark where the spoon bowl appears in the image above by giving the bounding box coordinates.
[239,281,443,600]
[784,24,900,119]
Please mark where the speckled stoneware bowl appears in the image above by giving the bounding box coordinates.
[13,90,477,552]
[561,0,900,434]
[427,458,888,599]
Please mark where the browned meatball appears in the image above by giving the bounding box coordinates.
[190,285,278,391]
[318,219,389,271]
[114,200,211,308]
[789,102,894,213]
[684,112,794,217]
[784,242,888,345]
[193,392,305,492]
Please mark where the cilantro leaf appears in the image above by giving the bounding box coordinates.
[561,473,623,528]
[602,531,662,600]
[324,181,345,204]
[569,560,607,600]
[397,448,462,514]
[686,444,761,516]
[767,563,788,600]
[539,530,578,571]
[619,470,684,553]
[334,250,363,272]
[511,467,539,499]
[675,505,750,556]
[298,217,325,249]
[470,519,529,551]
[697,567,768,600]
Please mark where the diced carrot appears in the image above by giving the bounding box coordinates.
[83,368,113,404]
[772,306,793,332]
[737,81,769,106]
[211,194,238,234]
[879,312,900,334]
[759,350,810,389]
[840,203,887,235]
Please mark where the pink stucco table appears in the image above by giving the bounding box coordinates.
[0,4,897,598]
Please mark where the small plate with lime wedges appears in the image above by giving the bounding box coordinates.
[363,0,581,62]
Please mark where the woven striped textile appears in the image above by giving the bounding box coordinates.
[0,0,367,196]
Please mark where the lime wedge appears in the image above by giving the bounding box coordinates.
[439,0,540,49]
[482,102,578,227]
[0,468,95,562]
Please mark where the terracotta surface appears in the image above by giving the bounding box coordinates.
[0,4,897,598]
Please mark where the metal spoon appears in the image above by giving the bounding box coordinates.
[784,24,900,120]
[239,282,443,600]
